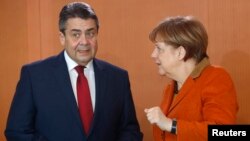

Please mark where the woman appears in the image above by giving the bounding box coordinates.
[144,16,238,141]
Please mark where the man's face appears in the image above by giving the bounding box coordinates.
[60,17,98,66]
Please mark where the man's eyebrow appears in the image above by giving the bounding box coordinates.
[70,28,96,32]
[70,29,82,32]
[85,27,96,32]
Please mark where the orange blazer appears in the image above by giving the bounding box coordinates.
[153,58,238,141]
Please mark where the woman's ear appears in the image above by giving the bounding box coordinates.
[178,46,186,60]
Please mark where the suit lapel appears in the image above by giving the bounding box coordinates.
[88,59,107,135]
[162,82,175,114]
[52,52,85,135]
[168,77,195,113]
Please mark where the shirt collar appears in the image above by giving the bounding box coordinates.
[64,50,94,72]
[190,57,210,79]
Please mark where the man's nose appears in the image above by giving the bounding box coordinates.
[78,35,88,45]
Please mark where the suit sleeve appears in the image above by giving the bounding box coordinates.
[5,66,48,141]
[117,72,143,141]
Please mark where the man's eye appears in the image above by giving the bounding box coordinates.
[85,31,96,39]
[85,32,93,38]
[72,33,80,38]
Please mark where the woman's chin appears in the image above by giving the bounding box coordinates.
[158,70,166,76]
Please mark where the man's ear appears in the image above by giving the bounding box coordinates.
[59,32,65,46]
[178,46,186,60]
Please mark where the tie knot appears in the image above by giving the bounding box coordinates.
[75,65,85,74]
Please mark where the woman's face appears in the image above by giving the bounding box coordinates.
[151,37,181,79]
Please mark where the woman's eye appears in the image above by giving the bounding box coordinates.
[157,46,164,53]
[156,46,161,51]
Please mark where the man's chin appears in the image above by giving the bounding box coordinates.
[76,57,92,65]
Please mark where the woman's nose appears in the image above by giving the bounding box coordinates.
[151,48,158,59]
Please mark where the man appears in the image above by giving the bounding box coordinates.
[5,2,143,141]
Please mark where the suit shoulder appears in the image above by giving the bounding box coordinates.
[204,65,232,78]
[23,55,59,69]
[200,65,234,86]
[19,55,64,78]
[94,59,127,73]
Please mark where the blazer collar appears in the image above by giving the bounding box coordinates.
[167,58,210,113]
[190,57,210,79]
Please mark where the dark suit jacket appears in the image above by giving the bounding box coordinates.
[5,51,143,141]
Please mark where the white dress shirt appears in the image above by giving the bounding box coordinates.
[64,51,96,111]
